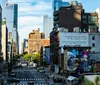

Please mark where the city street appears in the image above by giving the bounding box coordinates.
[7,68,50,85]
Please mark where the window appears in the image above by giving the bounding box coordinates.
[88,16,97,24]
[83,20,87,24]
[83,15,87,19]
[92,43,95,47]
[92,36,95,40]
[88,25,96,29]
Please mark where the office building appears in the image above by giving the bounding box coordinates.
[43,15,53,39]
[52,0,69,12]
[0,0,8,18]
[8,32,12,43]
[4,3,19,55]
[24,39,28,49]
[22,39,28,53]
[12,27,18,56]
[4,3,18,32]
[16,31,19,54]
[2,18,8,62]
[8,32,13,62]
[21,42,24,54]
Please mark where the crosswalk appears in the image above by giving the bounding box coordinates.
[8,83,48,85]
[19,78,45,81]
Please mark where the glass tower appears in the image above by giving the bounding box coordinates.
[0,0,8,18]
[53,0,70,12]
[4,3,18,32]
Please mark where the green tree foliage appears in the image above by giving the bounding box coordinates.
[23,54,31,62]
[31,52,40,61]
[95,76,100,85]
[84,76,100,85]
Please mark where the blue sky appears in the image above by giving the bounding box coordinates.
[8,0,100,50]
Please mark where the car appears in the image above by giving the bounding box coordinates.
[39,69,45,73]
[28,81,34,85]
[7,78,20,83]
[10,72,16,77]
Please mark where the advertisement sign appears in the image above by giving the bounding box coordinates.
[60,32,89,47]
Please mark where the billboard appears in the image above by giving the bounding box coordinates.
[60,32,89,47]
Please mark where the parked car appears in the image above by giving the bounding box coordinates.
[28,81,34,85]
[10,71,16,77]
[7,78,20,83]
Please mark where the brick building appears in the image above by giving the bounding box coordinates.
[54,2,98,33]
[50,1,99,72]
[28,29,50,54]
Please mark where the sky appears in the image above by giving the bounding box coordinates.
[8,0,100,51]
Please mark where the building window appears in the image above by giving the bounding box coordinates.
[92,36,95,40]
[83,20,87,24]
[88,25,96,29]
[92,43,95,47]
[83,15,87,19]
[88,16,97,24]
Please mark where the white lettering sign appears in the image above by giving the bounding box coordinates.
[60,32,89,47]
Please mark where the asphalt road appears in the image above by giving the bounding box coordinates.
[10,68,50,85]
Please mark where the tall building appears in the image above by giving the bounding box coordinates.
[4,3,19,55]
[0,0,8,18]
[8,32,12,63]
[16,31,19,54]
[2,18,8,62]
[53,1,98,32]
[52,0,70,12]
[4,3,18,32]
[8,32,12,43]
[21,42,24,54]
[43,15,53,39]
[23,39,28,52]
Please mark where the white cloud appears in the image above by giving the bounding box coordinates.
[8,0,53,53]
[18,16,43,28]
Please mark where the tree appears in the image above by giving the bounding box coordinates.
[23,54,31,62]
[31,52,40,61]
[95,76,100,85]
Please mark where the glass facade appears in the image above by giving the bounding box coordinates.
[4,3,18,55]
[53,0,70,12]
[0,0,8,18]
[4,4,18,32]
[88,16,97,24]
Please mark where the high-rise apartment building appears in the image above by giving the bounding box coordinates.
[2,18,8,62]
[43,15,53,39]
